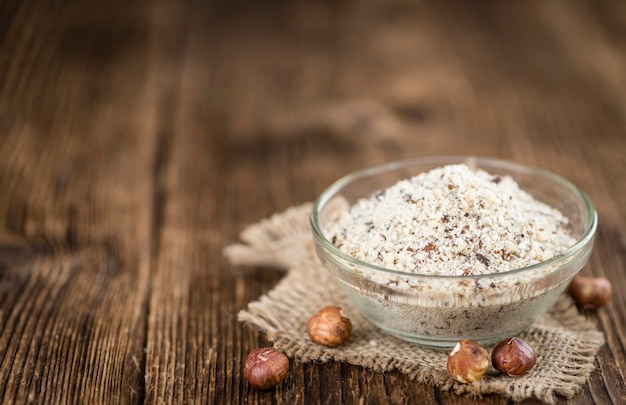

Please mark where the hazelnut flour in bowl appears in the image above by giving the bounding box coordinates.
[310,157,597,348]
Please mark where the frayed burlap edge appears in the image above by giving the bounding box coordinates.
[224,203,605,404]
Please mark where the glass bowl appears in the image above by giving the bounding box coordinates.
[310,156,597,349]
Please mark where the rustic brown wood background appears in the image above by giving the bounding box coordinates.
[0,0,624,403]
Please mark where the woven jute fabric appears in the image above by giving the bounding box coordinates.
[224,204,605,404]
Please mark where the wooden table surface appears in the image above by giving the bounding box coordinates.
[1,0,625,403]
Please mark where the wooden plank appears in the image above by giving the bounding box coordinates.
[0,0,157,402]
[145,0,624,404]
[0,0,623,404]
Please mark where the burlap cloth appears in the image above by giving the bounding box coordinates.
[224,204,605,404]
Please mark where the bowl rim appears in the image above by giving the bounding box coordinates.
[310,155,598,280]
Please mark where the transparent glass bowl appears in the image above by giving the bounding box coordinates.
[310,156,597,348]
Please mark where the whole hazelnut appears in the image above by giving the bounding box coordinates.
[446,340,490,383]
[568,275,612,308]
[491,337,536,376]
[243,348,289,390]
[307,306,352,347]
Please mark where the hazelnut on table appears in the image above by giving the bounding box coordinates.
[491,337,536,376]
[244,348,289,390]
[568,275,612,308]
[307,306,352,347]
[447,340,490,383]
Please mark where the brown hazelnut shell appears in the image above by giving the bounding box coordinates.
[446,339,490,383]
[307,306,352,347]
[568,275,612,308]
[491,337,536,376]
[244,348,289,389]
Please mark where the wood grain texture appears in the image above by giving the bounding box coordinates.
[0,0,625,404]
[0,0,155,402]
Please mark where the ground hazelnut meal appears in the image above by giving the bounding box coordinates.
[323,164,578,341]
[326,164,576,277]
